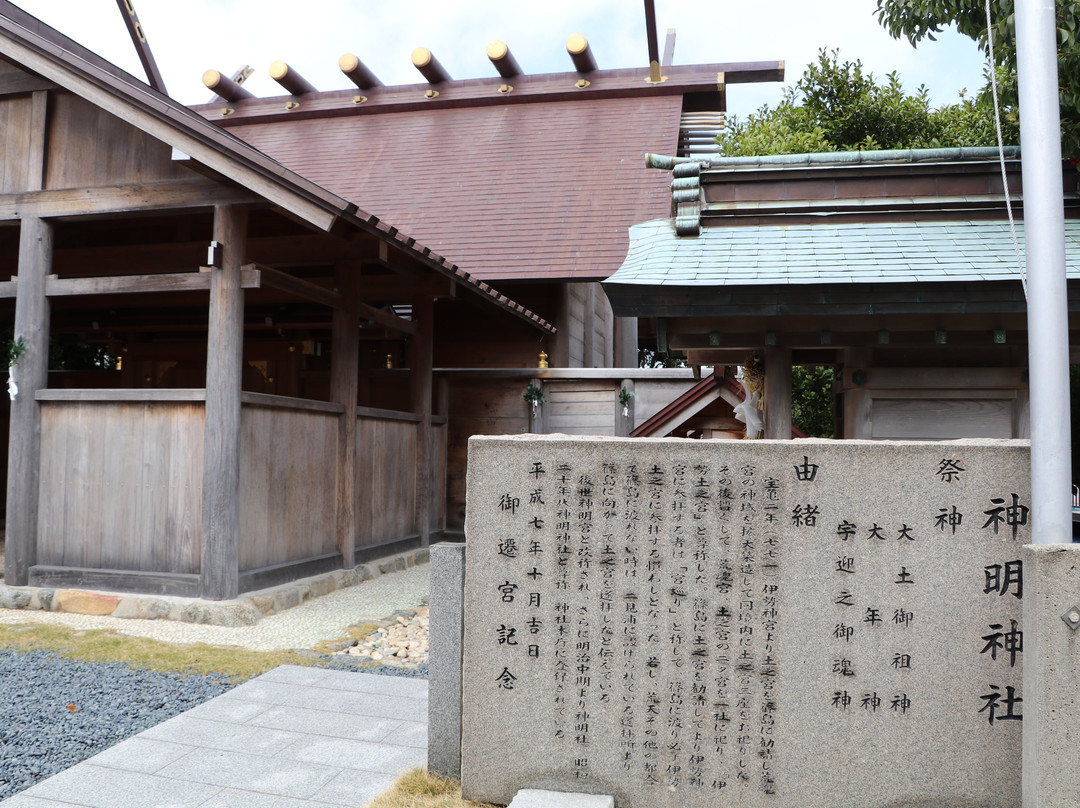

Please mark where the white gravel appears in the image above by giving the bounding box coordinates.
[0,564,430,651]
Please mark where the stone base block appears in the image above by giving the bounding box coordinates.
[508,790,614,808]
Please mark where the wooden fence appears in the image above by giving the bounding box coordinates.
[29,389,444,594]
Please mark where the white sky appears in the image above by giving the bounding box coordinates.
[10,0,988,117]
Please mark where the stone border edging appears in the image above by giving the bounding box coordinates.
[0,549,429,627]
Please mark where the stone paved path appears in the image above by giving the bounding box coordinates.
[1,665,428,808]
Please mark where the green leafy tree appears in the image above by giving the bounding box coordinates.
[791,366,836,438]
[717,49,1008,156]
[874,0,1080,155]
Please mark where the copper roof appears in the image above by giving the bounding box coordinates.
[214,95,682,282]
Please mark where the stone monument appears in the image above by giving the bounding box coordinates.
[458,436,1030,808]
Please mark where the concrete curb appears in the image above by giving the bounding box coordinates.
[0,548,429,626]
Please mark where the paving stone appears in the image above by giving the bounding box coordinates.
[311,769,398,807]
[20,763,221,808]
[277,737,426,773]
[156,748,339,798]
[85,737,195,774]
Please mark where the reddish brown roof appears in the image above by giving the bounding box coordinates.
[217,96,682,282]
[0,1,554,332]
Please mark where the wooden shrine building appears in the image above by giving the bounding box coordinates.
[0,3,554,599]
[604,148,1080,441]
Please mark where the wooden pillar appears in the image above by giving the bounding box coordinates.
[200,205,247,600]
[5,218,52,585]
[613,316,639,368]
[614,378,635,437]
[550,284,572,368]
[764,347,792,440]
[582,283,597,368]
[842,348,872,439]
[331,264,359,568]
[411,295,434,546]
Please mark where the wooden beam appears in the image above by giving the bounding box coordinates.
[354,297,417,335]
[5,217,52,585]
[201,205,247,600]
[0,179,260,221]
[0,72,56,96]
[115,0,168,94]
[44,268,260,297]
[331,262,359,567]
[243,262,342,309]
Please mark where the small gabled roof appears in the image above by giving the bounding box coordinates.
[0,1,553,333]
[631,371,806,438]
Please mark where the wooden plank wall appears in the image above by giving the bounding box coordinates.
[446,380,530,529]
[592,286,614,368]
[841,367,1029,440]
[869,394,1019,440]
[0,93,32,193]
[44,94,188,189]
[356,413,418,547]
[546,380,617,436]
[565,284,587,367]
[36,401,204,573]
[238,403,338,569]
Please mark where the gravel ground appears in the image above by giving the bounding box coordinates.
[0,562,432,801]
[0,649,232,800]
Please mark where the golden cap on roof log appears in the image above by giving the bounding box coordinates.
[487,39,522,78]
[411,47,451,83]
[339,53,384,89]
[566,34,597,73]
[269,61,317,95]
[202,69,254,101]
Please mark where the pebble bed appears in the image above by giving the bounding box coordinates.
[0,649,232,800]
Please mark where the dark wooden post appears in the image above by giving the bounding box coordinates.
[331,263,359,568]
[201,205,247,600]
[764,347,793,440]
[411,295,434,546]
[5,218,52,585]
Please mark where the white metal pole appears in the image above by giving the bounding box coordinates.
[1016,0,1072,544]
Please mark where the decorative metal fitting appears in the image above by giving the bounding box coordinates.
[499,84,513,94]
[1062,606,1080,630]
[352,95,368,105]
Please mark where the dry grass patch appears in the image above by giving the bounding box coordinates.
[364,768,500,808]
[0,623,317,681]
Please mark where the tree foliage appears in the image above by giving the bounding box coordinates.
[874,0,1080,155]
[717,49,1008,157]
[791,366,836,438]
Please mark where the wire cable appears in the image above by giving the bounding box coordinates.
[986,0,1028,298]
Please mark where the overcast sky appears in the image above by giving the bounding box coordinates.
[11,0,988,117]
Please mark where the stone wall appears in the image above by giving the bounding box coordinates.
[460,436,1030,808]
